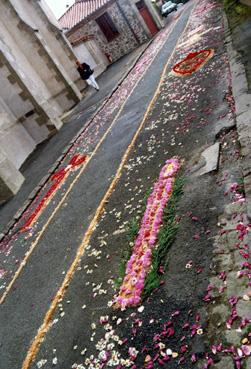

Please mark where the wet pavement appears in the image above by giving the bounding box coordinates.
[0,44,148,235]
[1,1,251,369]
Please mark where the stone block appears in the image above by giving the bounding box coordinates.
[226,231,240,248]
[28,187,40,200]
[226,271,249,297]
[233,250,249,268]
[246,357,251,368]
[38,173,51,187]
[211,304,230,325]
[237,110,251,131]
[236,92,251,116]
[240,135,251,150]
[48,162,60,174]
[225,202,246,217]
[243,174,251,219]
[14,204,28,220]
[191,335,205,357]
[242,162,251,178]
[237,300,251,320]
[225,329,243,345]
[197,143,220,176]
[213,230,240,258]
[0,112,36,169]
[0,151,24,203]
[212,357,234,369]
[213,253,234,272]
[215,116,235,138]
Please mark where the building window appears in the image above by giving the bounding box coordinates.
[96,13,119,42]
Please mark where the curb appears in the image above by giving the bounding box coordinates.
[0,40,153,241]
[224,13,251,219]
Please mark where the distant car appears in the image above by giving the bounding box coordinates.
[176,3,184,9]
[161,1,178,17]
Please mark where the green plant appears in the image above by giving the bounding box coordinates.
[236,177,245,195]
[114,176,185,298]
[142,176,184,299]
[223,0,251,29]
[114,189,151,289]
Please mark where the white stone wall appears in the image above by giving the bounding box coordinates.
[11,0,81,97]
[0,0,83,201]
[0,111,35,170]
[73,39,108,87]
[0,147,25,204]
[0,38,53,145]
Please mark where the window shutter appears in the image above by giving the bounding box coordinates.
[96,13,119,42]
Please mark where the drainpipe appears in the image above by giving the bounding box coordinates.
[115,0,140,44]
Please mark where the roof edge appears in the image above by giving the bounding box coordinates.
[64,0,116,34]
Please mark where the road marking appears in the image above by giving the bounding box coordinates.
[21,3,197,368]
[0,15,180,305]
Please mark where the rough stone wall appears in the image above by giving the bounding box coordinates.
[130,0,164,30]
[0,146,25,203]
[118,0,150,43]
[33,0,82,91]
[0,2,68,120]
[68,1,149,62]
[0,0,82,147]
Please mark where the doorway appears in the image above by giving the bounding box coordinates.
[136,0,158,36]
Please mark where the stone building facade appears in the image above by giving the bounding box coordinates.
[59,0,163,64]
[0,0,83,202]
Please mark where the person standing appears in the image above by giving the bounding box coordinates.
[76,60,99,91]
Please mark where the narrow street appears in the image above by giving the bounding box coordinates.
[0,43,149,235]
[0,1,251,369]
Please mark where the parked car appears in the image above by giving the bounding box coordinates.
[176,3,184,9]
[161,1,177,17]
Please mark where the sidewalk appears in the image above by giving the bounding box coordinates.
[0,44,148,236]
[224,0,251,220]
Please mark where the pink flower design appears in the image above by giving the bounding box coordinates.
[115,158,180,308]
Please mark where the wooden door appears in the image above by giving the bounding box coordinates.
[136,0,158,36]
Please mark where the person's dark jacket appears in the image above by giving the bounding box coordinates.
[77,63,93,80]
